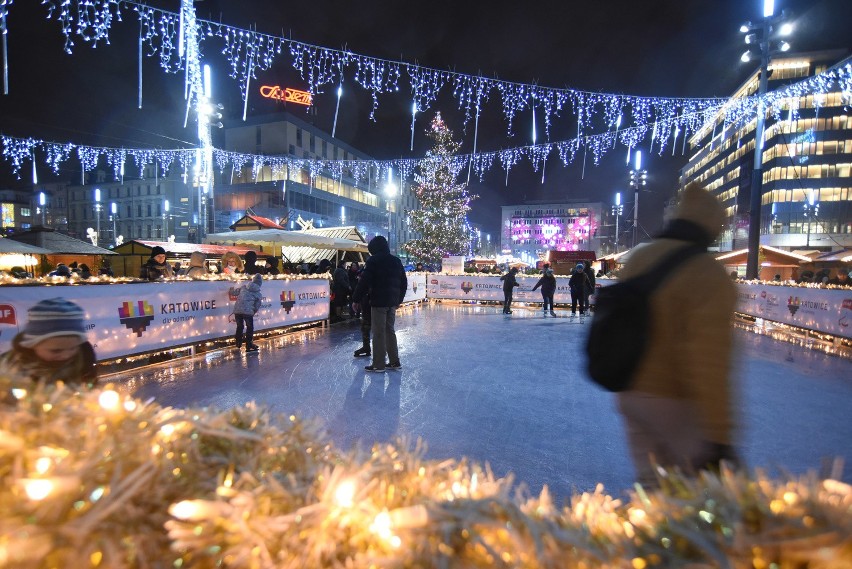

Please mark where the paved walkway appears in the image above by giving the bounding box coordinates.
[111,303,852,500]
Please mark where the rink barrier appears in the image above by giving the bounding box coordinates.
[423,274,852,340]
[0,278,332,361]
[0,274,848,363]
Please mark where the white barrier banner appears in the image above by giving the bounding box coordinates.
[406,273,428,302]
[735,283,852,339]
[425,274,575,304]
[0,279,330,360]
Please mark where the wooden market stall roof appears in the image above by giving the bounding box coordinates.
[7,227,116,255]
[714,245,813,267]
[112,240,262,258]
[229,214,285,231]
[279,226,369,265]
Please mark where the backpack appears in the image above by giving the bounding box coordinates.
[585,245,704,392]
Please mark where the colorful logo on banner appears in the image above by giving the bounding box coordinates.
[0,304,16,325]
[259,85,312,106]
[461,281,473,294]
[228,286,241,301]
[840,299,852,329]
[280,291,296,313]
[118,300,155,337]
[788,296,800,316]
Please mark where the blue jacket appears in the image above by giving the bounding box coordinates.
[352,236,407,308]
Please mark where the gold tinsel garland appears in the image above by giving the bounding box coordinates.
[0,378,850,568]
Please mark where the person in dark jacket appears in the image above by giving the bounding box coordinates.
[0,298,97,386]
[353,288,372,358]
[243,250,265,275]
[583,261,596,313]
[264,256,280,276]
[77,263,93,279]
[568,263,591,316]
[141,246,174,280]
[351,236,407,372]
[233,274,263,352]
[499,267,520,314]
[49,263,72,277]
[532,263,557,317]
[331,261,352,321]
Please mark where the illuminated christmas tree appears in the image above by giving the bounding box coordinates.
[403,113,477,264]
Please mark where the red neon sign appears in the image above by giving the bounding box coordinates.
[259,85,313,106]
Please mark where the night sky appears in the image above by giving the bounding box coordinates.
[0,0,849,238]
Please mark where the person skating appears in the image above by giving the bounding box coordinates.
[532,263,557,317]
[233,274,264,352]
[568,263,591,317]
[499,267,520,314]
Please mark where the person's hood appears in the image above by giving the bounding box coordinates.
[252,273,263,286]
[245,250,257,263]
[671,182,726,240]
[368,235,390,255]
[189,251,205,267]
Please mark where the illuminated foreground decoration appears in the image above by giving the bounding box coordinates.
[1,377,849,568]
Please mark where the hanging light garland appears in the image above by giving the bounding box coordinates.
[28,1,850,159]
[0,3,843,186]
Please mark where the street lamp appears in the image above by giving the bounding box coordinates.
[110,202,117,244]
[611,192,624,253]
[163,199,170,239]
[94,188,101,246]
[384,167,398,251]
[741,0,793,278]
[39,192,46,226]
[804,191,819,247]
[629,152,647,248]
[196,64,223,238]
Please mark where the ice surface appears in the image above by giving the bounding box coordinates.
[113,303,852,500]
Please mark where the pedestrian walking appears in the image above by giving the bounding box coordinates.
[532,263,557,317]
[233,274,264,352]
[499,267,520,314]
[568,263,590,316]
[351,236,407,372]
[614,182,738,485]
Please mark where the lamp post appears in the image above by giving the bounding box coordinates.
[94,188,101,246]
[804,191,819,247]
[163,199,170,239]
[197,64,223,238]
[611,192,623,254]
[39,192,46,226]
[384,167,398,252]
[110,202,117,244]
[741,0,792,278]
[629,152,647,248]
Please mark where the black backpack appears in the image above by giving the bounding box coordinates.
[585,245,704,392]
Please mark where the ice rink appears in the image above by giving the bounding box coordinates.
[111,302,852,500]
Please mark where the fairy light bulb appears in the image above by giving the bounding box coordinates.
[334,478,356,508]
[23,479,54,501]
[98,390,120,411]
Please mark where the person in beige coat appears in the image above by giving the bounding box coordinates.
[617,182,738,485]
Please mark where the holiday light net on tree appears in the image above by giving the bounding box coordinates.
[1,374,850,569]
[404,114,478,264]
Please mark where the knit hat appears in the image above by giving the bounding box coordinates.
[19,298,88,348]
[673,182,726,240]
[150,246,166,257]
[576,263,585,271]
[252,273,263,285]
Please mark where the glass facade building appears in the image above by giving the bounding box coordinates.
[679,50,852,252]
